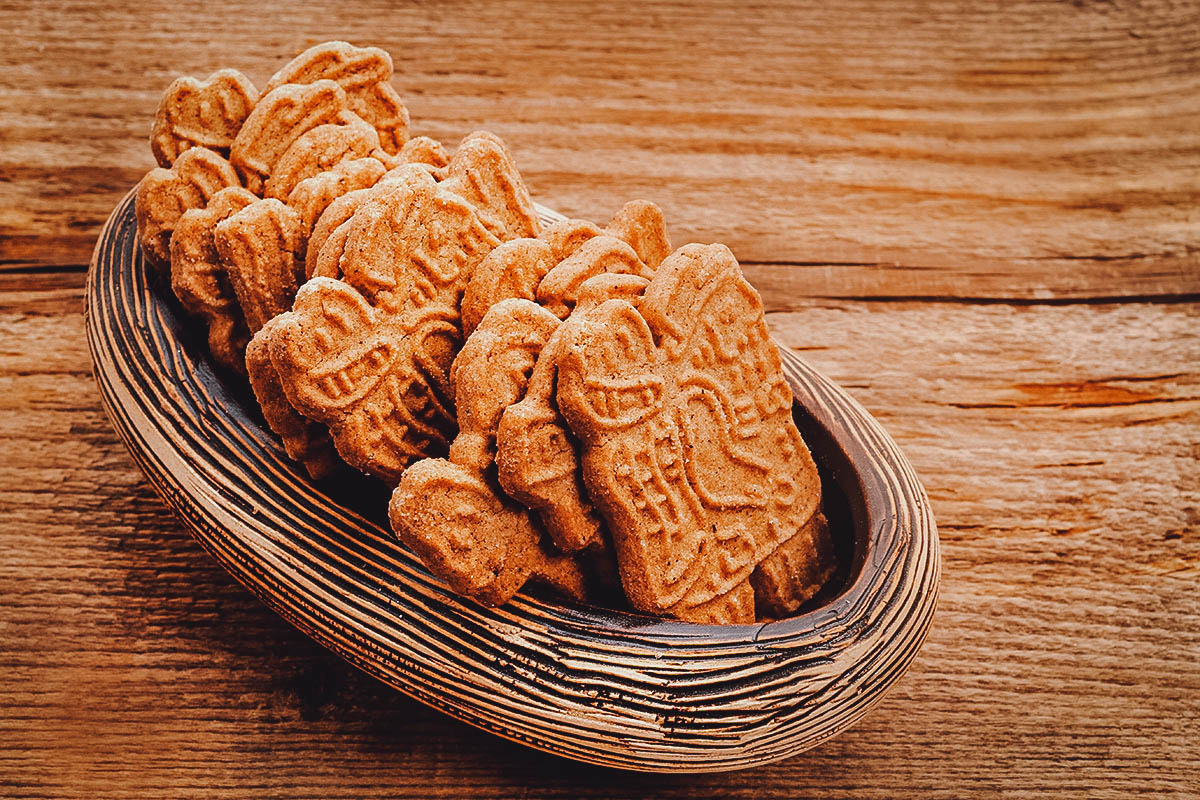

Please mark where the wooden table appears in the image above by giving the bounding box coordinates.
[2,1,1197,797]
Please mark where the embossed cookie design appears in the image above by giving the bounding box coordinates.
[263,111,383,200]
[135,146,241,270]
[169,186,258,374]
[269,167,507,483]
[268,277,459,484]
[264,41,409,155]
[287,157,387,259]
[151,69,259,168]
[750,510,836,617]
[438,131,540,241]
[391,299,588,606]
[213,198,305,334]
[555,243,822,623]
[461,200,668,337]
[246,317,340,481]
[229,80,349,194]
[496,273,650,554]
[329,165,501,309]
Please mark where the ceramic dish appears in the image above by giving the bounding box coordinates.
[87,189,939,772]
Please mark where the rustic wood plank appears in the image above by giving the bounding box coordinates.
[1,0,1198,298]
[2,276,1196,797]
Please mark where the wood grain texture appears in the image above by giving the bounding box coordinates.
[1,0,1198,796]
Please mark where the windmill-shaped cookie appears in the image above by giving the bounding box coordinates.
[555,243,822,623]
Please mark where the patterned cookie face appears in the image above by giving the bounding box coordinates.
[213,199,305,334]
[135,147,241,270]
[496,273,650,554]
[460,238,557,338]
[265,41,409,155]
[439,131,539,241]
[326,166,501,310]
[287,157,387,257]
[263,111,381,200]
[169,186,258,374]
[461,205,665,339]
[391,300,587,606]
[229,80,348,193]
[536,235,653,318]
[555,244,821,622]
[750,510,836,617]
[269,277,459,484]
[245,318,340,481]
[151,69,259,167]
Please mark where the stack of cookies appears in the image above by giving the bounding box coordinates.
[135,41,837,624]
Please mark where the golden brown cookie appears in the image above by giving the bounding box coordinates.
[263,111,382,200]
[398,135,450,169]
[459,238,556,339]
[169,186,258,374]
[305,187,374,278]
[269,166,506,483]
[287,157,387,258]
[496,273,649,554]
[321,165,501,310]
[554,244,822,624]
[135,147,241,271]
[537,200,670,266]
[213,198,305,335]
[245,317,340,481]
[603,199,671,268]
[268,276,458,484]
[229,80,349,194]
[750,510,836,617]
[538,218,604,262]
[461,203,667,338]
[264,41,409,155]
[535,235,654,318]
[390,299,588,606]
[151,69,259,168]
[438,131,539,241]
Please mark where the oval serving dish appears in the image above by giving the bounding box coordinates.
[87,189,939,773]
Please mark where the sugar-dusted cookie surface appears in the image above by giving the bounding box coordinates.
[229,80,348,194]
[555,244,822,623]
[151,69,259,168]
[213,198,305,335]
[391,299,587,606]
[496,274,649,554]
[169,186,258,374]
[135,147,241,270]
[264,41,409,155]
[245,317,340,481]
